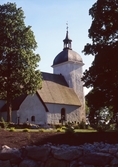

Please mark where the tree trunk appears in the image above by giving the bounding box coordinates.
[7,54,12,123]
[7,96,12,122]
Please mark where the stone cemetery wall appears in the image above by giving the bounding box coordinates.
[0,143,118,167]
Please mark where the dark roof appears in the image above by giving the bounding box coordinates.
[63,30,72,42]
[0,72,81,112]
[52,49,83,66]
[0,94,27,112]
[37,72,81,106]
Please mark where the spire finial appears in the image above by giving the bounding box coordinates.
[66,22,68,32]
[63,22,72,50]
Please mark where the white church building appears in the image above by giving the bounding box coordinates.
[0,29,86,125]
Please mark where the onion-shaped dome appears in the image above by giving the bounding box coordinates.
[53,49,83,66]
[52,29,83,66]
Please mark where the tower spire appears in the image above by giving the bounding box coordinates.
[66,22,68,32]
[63,22,72,50]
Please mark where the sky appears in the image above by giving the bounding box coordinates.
[1,0,96,95]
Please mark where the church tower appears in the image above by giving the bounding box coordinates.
[52,26,85,122]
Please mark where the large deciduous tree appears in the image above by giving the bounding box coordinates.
[0,3,42,122]
[82,0,118,118]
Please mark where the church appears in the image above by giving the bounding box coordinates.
[0,28,86,125]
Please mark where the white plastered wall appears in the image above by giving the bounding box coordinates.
[18,94,47,125]
[53,62,85,122]
[46,103,80,124]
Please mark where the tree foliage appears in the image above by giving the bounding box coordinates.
[0,3,42,122]
[82,0,118,118]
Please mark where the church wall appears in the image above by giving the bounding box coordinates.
[18,94,47,125]
[53,62,83,94]
[53,62,86,122]
[46,103,81,124]
[54,62,83,90]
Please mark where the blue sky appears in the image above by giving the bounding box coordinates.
[1,0,96,95]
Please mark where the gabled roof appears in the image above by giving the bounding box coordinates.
[0,93,49,112]
[0,72,81,112]
[37,72,81,106]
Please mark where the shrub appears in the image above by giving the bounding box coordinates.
[56,128,61,132]
[96,125,105,132]
[22,128,30,132]
[9,127,16,132]
[8,122,16,128]
[54,124,62,129]
[1,117,9,129]
[56,128,65,132]
[95,122,116,132]
[61,126,66,130]
[39,128,45,132]
[65,126,75,134]
[79,120,86,129]
[110,123,116,130]
[72,124,80,129]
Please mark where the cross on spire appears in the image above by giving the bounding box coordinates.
[66,22,68,32]
[63,22,72,50]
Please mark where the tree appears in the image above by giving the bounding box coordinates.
[85,100,90,116]
[0,3,42,122]
[82,0,118,117]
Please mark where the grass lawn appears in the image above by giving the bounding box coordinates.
[7,127,97,133]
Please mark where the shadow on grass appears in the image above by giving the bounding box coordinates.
[34,132,118,146]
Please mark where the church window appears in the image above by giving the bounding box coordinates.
[31,116,35,122]
[61,108,66,121]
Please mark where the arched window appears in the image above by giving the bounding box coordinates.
[61,108,66,121]
[31,116,35,122]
